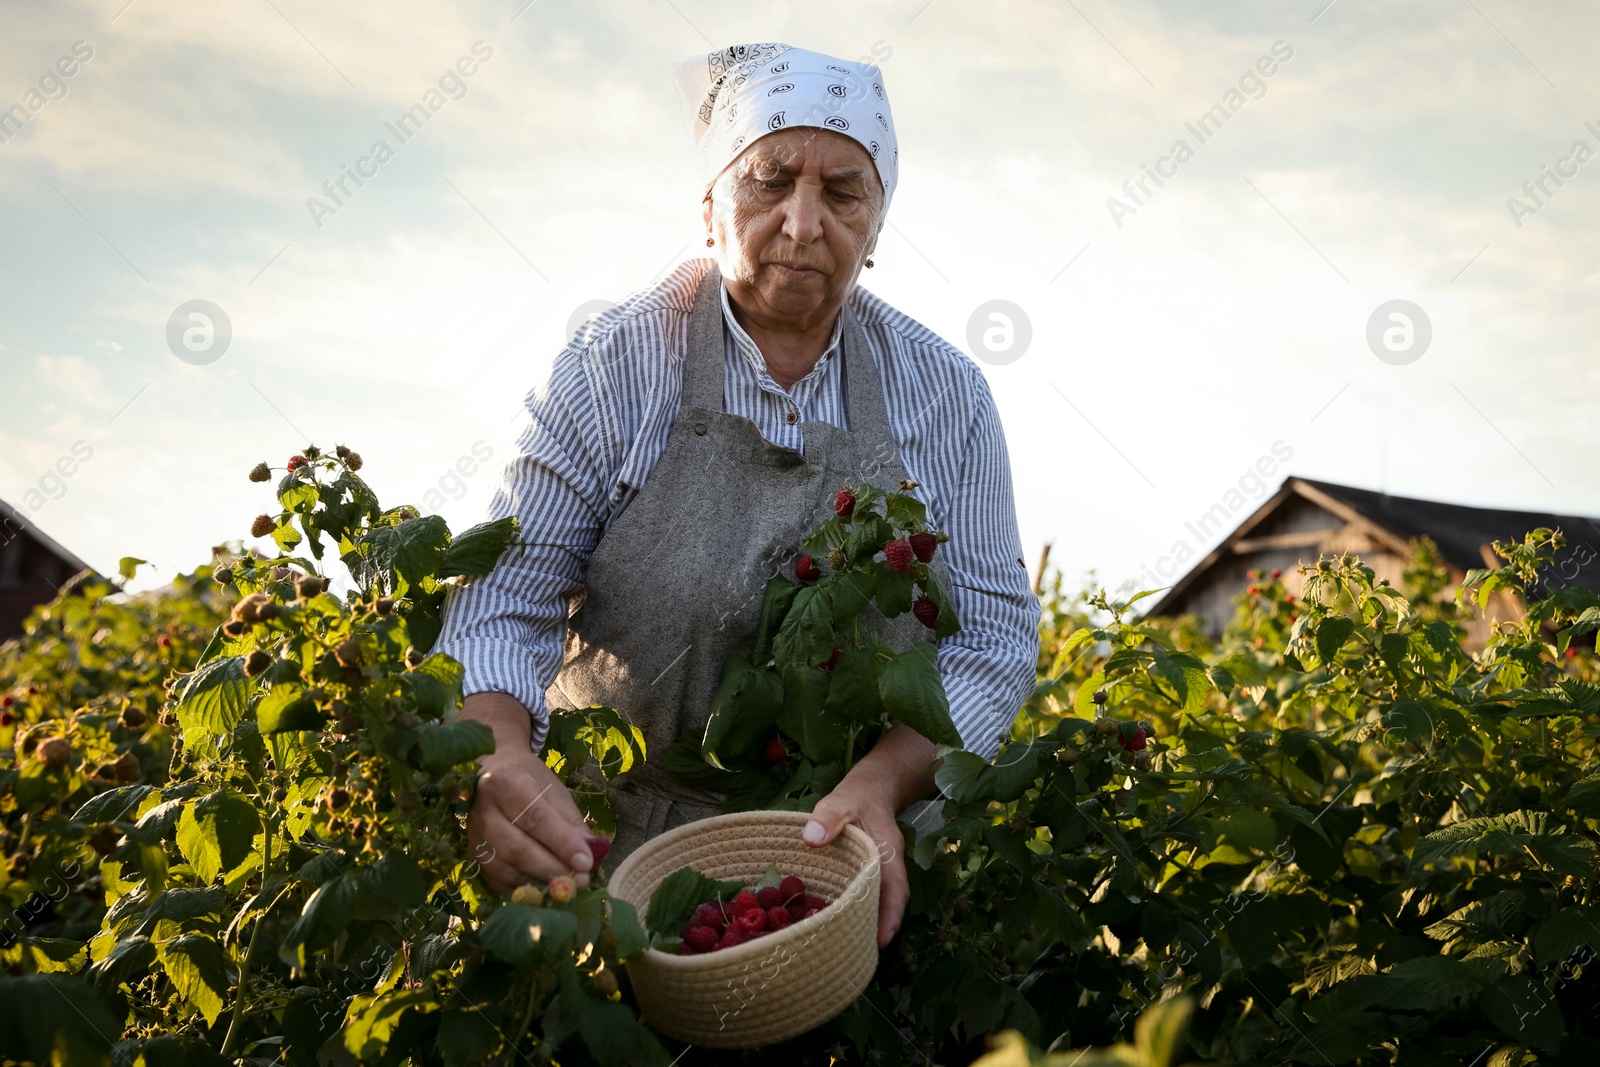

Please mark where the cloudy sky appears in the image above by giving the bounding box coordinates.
[2,0,1595,599]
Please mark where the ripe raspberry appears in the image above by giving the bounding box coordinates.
[691,902,727,930]
[546,875,576,903]
[248,462,271,482]
[828,548,846,571]
[676,943,695,955]
[715,928,748,950]
[834,489,856,519]
[909,532,938,563]
[735,909,766,934]
[683,926,719,953]
[756,886,784,909]
[766,906,791,930]
[1246,585,1257,596]
[913,598,939,628]
[764,737,788,763]
[584,834,612,868]
[795,554,822,581]
[818,648,840,672]
[1270,568,1282,579]
[1,695,14,708]
[884,540,913,572]
[778,875,805,901]
[0,711,12,727]
[250,514,275,538]
[287,454,308,472]
[730,890,760,916]
[1119,726,1148,752]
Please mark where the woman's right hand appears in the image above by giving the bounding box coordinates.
[460,693,596,897]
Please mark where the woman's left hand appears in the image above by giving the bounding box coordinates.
[800,723,940,948]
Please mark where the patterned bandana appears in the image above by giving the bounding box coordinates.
[672,42,899,215]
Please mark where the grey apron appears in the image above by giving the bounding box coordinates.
[547,262,946,867]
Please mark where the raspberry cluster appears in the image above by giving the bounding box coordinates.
[676,874,830,954]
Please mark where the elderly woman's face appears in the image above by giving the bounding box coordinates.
[704,128,883,330]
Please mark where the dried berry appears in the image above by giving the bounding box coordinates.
[250,514,275,538]
[119,706,146,729]
[375,597,395,616]
[591,968,618,997]
[222,620,246,638]
[113,752,141,782]
[244,650,273,677]
[213,566,234,585]
[324,787,350,812]
[334,640,362,668]
[248,462,271,482]
[232,594,272,624]
[344,452,363,471]
[295,574,326,599]
[38,737,72,768]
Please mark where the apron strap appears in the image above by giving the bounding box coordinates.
[681,260,897,445]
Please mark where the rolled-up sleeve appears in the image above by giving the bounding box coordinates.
[934,376,1041,761]
[435,344,616,754]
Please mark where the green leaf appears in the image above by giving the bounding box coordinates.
[118,556,147,581]
[342,988,439,1062]
[415,719,496,773]
[644,866,743,939]
[884,493,928,529]
[826,571,874,627]
[478,904,579,966]
[773,585,835,672]
[754,862,783,890]
[1410,811,1547,869]
[363,851,427,908]
[73,783,155,825]
[825,646,888,723]
[878,643,961,746]
[358,514,451,595]
[176,789,260,884]
[256,688,327,734]
[159,933,230,1027]
[437,515,518,581]
[1481,975,1563,1051]
[436,1007,502,1067]
[845,512,894,566]
[173,656,250,744]
[1315,617,1356,665]
[872,561,915,618]
[607,898,650,960]
[701,655,784,767]
[776,665,847,762]
[0,975,119,1067]
[279,877,357,970]
[1533,905,1600,968]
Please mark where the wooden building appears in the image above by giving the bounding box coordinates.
[0,499,91,640]
[1149,478,1600,640]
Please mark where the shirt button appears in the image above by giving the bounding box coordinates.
[785,411,798,425]
[694,423,707,436]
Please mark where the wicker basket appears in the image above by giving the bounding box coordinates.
[606,809,881,1049]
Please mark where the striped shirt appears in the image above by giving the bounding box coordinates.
[436,257,1039,760]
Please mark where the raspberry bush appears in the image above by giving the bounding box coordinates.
[2,440,1597,1066]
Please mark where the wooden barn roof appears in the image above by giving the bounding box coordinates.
[1149,478,1599,617]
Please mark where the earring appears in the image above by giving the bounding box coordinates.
[706,236,714,247]
[865,257,875,268]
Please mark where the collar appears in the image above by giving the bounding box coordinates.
[719,277,844,386]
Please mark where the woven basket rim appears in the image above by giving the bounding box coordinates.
[610,811,881,966]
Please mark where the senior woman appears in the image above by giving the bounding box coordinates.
[435,42,1039,947]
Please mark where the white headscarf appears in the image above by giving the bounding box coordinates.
[672,42,899,215]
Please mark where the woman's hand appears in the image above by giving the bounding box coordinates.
[800,723,940,947]
[460,693,596,897]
